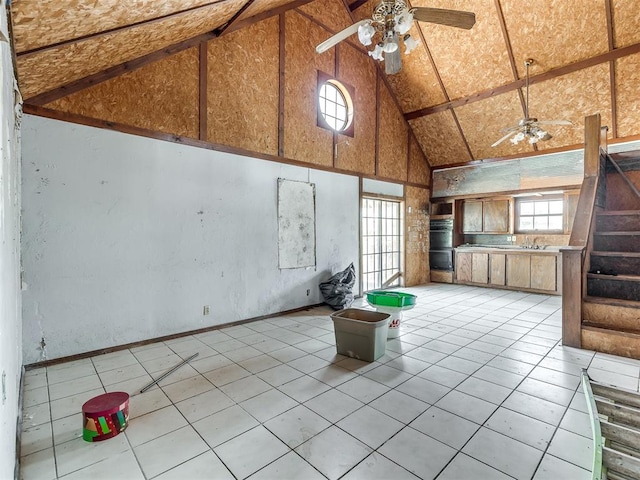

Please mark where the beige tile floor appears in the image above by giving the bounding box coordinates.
[19,284,640,479]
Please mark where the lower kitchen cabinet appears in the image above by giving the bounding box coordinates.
[506,254,531,289]
[531,255,557,291]
[471,253,489,284]
[455,248,559,294]
[456,252,472,283]
[489,253,506,286]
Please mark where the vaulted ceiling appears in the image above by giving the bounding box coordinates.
[9,0,640,169]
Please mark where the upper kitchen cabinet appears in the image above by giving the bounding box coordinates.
[461,199,510,234]
[462,200,483,232]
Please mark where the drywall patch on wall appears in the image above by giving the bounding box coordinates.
[0,3,23,478]
[21,115,359,364]
[278,179,316,269]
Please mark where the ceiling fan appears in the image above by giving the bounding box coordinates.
[492,59,572,147]
[316,0,475,75]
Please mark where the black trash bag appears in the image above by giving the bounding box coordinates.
[319,263,356,310]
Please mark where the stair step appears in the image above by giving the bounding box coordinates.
[583,296,640,331]
[596,210,640,233]
[581,325,640,359]
[593,232,640,252]
[590,252,640,276]
[585,295,640,308]
[587,274,640,302]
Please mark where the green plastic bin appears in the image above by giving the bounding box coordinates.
[365,291,417,338]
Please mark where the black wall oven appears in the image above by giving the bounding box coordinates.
[429,219,454,271]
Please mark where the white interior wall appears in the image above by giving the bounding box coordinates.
[21,115,359,364]
[0,1,23,477]
[362,178,404,197]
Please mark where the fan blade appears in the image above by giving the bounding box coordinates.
[316,20,371,54]
[536,119,572,126]
[492,130,519,147]
[411,7,476,30]
[499,125,521,133]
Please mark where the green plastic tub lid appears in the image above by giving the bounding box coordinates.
[366,291,417,308]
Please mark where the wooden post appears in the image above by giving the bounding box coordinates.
[584,114,601,177]
[561,247,583,348]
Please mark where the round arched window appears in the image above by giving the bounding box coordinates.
[318,79,353,132]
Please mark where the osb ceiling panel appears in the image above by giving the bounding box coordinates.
[12,0,640,170]
[409,110,471,167]
[45,48,200,139]
[335,43,377,175]
[455,92,533,161]
[11,0,220,53]
[502,0,609,76]
[207,17,280,155]
[615,53,640,137]
[415,0,513,100]
[236,0,294,22]
[351,0,377,23]
[377,81,408,181]
[283,11,335,166]
[408,135,431,185]
[612,0,640,47]
[18,0,246,99]
[386,24,447,112]
[298,0,353,32]
[530,63,613,151]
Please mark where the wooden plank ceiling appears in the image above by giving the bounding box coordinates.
[9,0,640,169]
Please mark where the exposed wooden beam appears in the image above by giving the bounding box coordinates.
[374,61,380,176]
[494,0,526,115]
[278,14,285,157]
[223,0,317,35]
[414,23,474,161]
[16,1,224,58]
[605,0,618,138]
[24,31,218,106]
[198,42,208,141]
[405,41,640,121]
[22,104,432,189]
[214,0,257,36]
[348,0,370,12]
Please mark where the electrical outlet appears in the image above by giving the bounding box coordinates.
[203,305,210,315]
[306,289,310,296]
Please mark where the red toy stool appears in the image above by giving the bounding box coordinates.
[82,391,130,442]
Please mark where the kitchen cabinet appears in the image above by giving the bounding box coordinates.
[489,253,506,285]
[471,253,489,284]
[455,247,559,294]
[506,254,531,288]
[484,200,510,233]
[461,199,510,233]
[531,255,557,291]
[462,201,483,233]
[456,252,472,282]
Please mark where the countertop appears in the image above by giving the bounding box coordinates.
[455,244,563,253]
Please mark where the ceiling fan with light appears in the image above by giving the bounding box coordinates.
[315,0,475,75]
[492,59,572,147]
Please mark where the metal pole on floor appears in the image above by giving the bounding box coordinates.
[139,352,199,393]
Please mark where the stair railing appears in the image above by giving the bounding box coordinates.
[561,114,608,348]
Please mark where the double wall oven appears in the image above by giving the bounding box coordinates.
[429,218,454,271]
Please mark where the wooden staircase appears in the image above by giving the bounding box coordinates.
[581,210,640,358]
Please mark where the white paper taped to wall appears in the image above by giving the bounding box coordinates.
[277,179,316,269]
